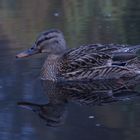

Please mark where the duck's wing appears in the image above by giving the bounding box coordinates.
[76,44,139,62]
[60,66,138,80]
[58,46,112,73]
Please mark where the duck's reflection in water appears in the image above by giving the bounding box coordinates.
[18,77,140,127]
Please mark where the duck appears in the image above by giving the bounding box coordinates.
[16,29,140,81]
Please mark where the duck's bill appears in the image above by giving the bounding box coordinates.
[16,48,39,58]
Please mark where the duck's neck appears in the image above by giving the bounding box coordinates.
[41,54,60,81]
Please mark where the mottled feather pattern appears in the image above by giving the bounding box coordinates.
[61,44,136,63]
[74,44,139,54]
[41,55,59,81]
[59,49,112,73]
[56,44,140,80]
[61,66,137,80]
[65,44,129,56]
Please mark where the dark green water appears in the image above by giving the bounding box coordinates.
[1,0,140,140]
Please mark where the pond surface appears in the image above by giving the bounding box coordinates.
[1,0,140,140]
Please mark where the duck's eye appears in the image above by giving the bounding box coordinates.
[30,47,34,50]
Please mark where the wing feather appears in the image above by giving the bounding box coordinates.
[61,66,137,80]
[59,50,111,73]
[57,44,139,80]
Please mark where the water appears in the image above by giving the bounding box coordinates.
[1,0,140,140]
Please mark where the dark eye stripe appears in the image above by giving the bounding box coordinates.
[36,36,57,46]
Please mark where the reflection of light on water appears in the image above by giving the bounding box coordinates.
[53,12,59,17]
[21,123,35,135]
[96,124,101,127]
[88,116,95,119]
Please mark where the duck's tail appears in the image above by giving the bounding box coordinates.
[112,45,140,61]
[112,52,137,62]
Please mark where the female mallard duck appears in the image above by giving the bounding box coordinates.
[16,29,140,81]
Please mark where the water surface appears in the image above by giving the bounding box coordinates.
[1,0,140,140]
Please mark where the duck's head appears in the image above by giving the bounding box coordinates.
[16,29,67,58]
